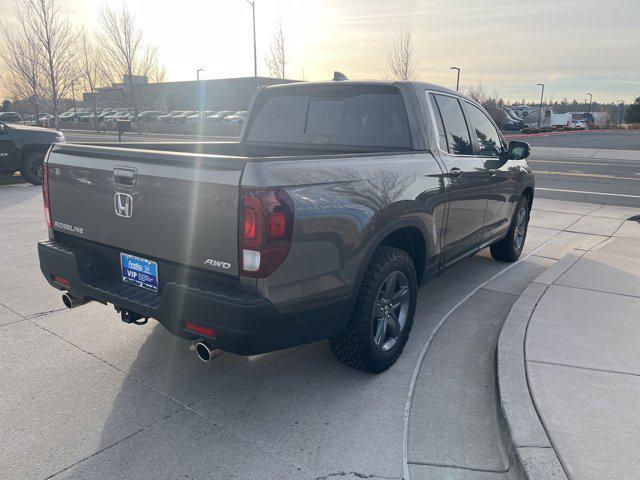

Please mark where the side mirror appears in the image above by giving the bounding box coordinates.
[507,140,530,160]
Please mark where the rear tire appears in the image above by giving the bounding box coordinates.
[490,194,530,262]
[330,246,417,373]
[20,150,45,185]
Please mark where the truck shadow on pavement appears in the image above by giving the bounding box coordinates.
[83,321,406,479]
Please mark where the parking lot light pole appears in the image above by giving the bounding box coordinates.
[586,93,593,113]
[619,101,625,128]
[450,66,460,91]
[246,0,257,85]
[536,83,545,127]
[71,80,77,118]
[197,68,205,131]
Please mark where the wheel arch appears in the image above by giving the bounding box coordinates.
[20,144,49,165]
[352,218,431,306]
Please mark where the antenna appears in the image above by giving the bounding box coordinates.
[333,71,348,82]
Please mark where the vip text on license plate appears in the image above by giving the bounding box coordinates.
[120,253,158,292]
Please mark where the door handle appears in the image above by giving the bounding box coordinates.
[449,167,463,178]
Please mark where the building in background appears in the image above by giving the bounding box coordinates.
[82,76,297,112]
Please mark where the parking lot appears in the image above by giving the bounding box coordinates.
[1,130,639,479]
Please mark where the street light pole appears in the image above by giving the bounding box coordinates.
[450,66,460,91]
[536,83,545,127]
[586,93,593,114]
[71,80,77,117]
[196,68,205,130]
[246,1,257,85]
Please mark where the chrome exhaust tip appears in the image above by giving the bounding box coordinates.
[62,293,89,309]
[195,341,214,362]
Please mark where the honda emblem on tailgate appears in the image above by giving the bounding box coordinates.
[114,192,133,218]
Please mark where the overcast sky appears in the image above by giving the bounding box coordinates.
[1,0,638,103]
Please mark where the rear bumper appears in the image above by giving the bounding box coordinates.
[38,237,350,355]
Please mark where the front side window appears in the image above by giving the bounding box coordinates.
[432,94,473,155]
[465,103,503,157]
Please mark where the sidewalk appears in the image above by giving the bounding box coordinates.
[498,200,640,479]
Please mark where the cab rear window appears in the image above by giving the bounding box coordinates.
[246,85,412,149]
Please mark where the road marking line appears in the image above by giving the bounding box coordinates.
[536,187,640,199]
[402,230,563,480]
[533,170,640,181]
[529,159,638,168]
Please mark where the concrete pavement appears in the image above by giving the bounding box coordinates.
[497,201,640,479]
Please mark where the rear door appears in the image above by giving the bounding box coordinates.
[427,92,492,267]
[47,145,245,276]
[463,101,517,244]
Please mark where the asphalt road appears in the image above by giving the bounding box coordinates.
[515,129,640,150]
[528,145,640,207]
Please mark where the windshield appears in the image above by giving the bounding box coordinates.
[246,84,412,149]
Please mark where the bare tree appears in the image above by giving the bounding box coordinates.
[265,20,286,79]
[99,5,157,120]
[16,0,78,126]
[0,21,44,117]
[386,26,417,81]
[77,29,112,131]
[149,56,167,84]
[464,81,488,105]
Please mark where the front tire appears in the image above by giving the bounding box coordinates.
[20,151,45,185]
[330,246,417,373]
[490,194,530,262]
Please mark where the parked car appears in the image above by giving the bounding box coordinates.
[223,111,247,125]
[170,111,198,124]
[59,111,77,122]
[38,80,534,373]
[0,121,65,184]
[79,113,98,123]
[184,111,214,124]
[36,114,54,127]
[0,112,23,123]
[571,120,587,130]
[138,111,164,122]
[485,106,523,131]
[157,111,186,123]
[205,110,234,123]
[104,112,131,124]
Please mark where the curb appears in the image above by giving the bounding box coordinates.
[496,281,567,479]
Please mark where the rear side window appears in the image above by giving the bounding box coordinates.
[465,102,503,157]
[247,85,412,149]
[432,94,473,155]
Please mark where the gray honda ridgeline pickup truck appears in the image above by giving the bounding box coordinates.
[38,80,534,372]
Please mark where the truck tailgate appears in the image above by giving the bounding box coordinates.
[46,144,245,276]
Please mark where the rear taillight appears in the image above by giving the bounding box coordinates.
[42,161,51,228]
[239,188,294,278]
